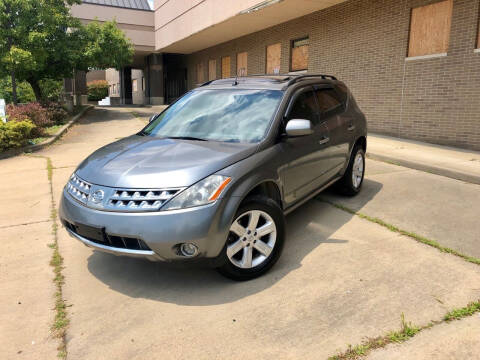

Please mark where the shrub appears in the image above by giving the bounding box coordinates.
[44,102,68,125]
[7,103,52,127]
[0,120,36,151]
[87,80,109,101]
[39,79,63,102]
[7,103,52,137]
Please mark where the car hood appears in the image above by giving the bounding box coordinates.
[76,135,257,188]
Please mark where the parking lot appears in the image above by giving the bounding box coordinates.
[1,107,479,359]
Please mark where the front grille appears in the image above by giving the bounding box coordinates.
[65,173,184,212]
[66,174,91,205]
[106,189,181,211]
[64,220,152,251]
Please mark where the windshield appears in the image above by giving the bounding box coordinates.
[141,89,283,143]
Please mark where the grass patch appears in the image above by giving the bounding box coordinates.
[329,302,480,359]
[46,157,69,358]
[30,124,65,144]
[328,314,424,360]
[27,154,68,358]
[30,136,48,145]
[45,124,64,136]
[444,301,480,321]
[130,111,142,118]
[319,198,480,266]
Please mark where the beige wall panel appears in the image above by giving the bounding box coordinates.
[154,0,347,52]
[71,3,154,27]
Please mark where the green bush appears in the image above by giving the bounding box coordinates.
[44,102,68,125]
[0,77,36,104]
[39,79,63,102]
[87,80,109,101]
[0,120,36,151]
[6,103,51,137]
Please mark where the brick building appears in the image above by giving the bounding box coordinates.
[72,0,480,150]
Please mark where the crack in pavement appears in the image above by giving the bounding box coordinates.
[0,219,51,229]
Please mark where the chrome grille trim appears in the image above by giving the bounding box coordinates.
[106,188,183,211]
[66,174,92,205]
[65,173,184,212]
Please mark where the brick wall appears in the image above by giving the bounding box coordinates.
[185,0,480,150]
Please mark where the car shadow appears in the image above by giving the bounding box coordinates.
[87,180,382,306]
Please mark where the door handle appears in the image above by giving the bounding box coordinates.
[347,124,356,131]
[318,136,330,145]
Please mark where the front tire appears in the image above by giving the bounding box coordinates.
[335,145,365,196]
[217,195,285,281]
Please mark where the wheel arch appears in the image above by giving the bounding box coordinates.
[355,135,367,152]
[242,180,282,209]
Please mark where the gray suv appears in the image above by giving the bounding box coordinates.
[59,74,367,280]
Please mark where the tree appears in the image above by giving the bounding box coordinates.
[0,76,35,104]
[0,0,134,103]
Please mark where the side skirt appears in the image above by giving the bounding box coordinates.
[283,176,341,215]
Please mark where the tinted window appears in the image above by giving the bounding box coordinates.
[335,83,348,102]
[287,90,318,123]
[141,89,283,143]
[316,89,342,113]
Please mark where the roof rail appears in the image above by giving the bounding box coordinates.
[199,80,215,87]
[286,74,337,86]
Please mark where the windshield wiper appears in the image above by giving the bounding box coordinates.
[166,136,208,141]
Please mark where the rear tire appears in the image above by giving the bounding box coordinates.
[216,195,285,281]
[335,145,365,196]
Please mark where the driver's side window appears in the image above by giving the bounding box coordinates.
[287,90,319,124]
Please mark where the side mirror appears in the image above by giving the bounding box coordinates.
[149,114,159,123]
[285,119,314,137]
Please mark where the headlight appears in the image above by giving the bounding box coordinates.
[162,175,231,210]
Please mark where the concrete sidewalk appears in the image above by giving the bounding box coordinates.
[367,134,480,185]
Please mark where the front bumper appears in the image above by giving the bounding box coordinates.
[59,188,231,262]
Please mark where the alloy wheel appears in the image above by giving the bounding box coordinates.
[352,152,364,189]
[227,210,277,269]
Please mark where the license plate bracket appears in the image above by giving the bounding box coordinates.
[74,223,105,242]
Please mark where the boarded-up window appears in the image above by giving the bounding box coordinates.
[197,62,205,84]
[408,0,453,57]
[266,43,281,74]
[291,37,309,71]
[237,52,248,76]
[221,56,231,78]
[477,16,480,49]
[208,59,217,81]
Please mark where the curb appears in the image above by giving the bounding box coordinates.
[0,105,93,160]
[367,152,480,185]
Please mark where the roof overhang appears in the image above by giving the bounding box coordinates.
[155,0,348,54]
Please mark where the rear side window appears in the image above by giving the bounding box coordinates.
[287,90,318,124]
[335,83,349,102]
[315,88,342,114]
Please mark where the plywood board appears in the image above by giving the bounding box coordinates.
[208,59,216,81]
[196,62,205,84]
[266,43,281,74]
[236,52,248,76]
[221,56,231,78]
[408,0,453,57]
[477,21,480,49]
[291,45,309,71]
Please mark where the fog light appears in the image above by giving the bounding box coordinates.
[180,243,198,257]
